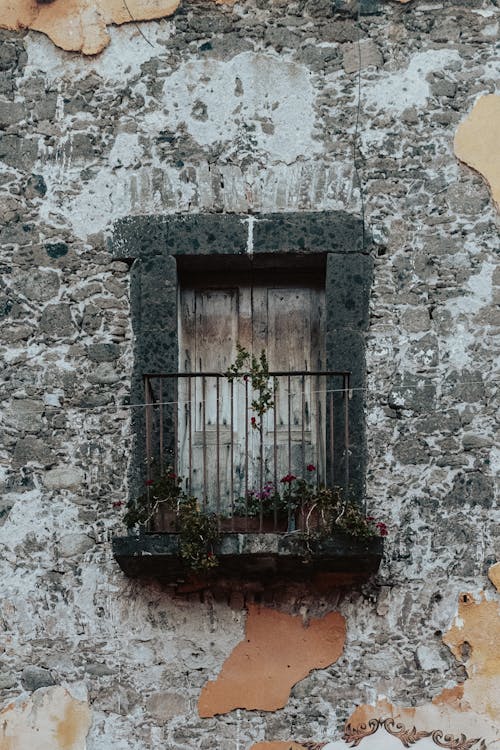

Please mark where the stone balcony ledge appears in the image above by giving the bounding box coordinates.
[112,531,384,585]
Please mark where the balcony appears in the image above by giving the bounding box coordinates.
[112,371,384,585]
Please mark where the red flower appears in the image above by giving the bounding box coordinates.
[376,522,388,537]
[250,416,257,429]
[280,473,296,484]
[112,501,124,508]
[167,472,177,479]
[145,479,154,486]
[306,464,316,472]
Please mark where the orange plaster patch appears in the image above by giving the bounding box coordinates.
[198,605,345,717]
[454,94,500,213]
[0,0,177,54]
[488,562,500,593]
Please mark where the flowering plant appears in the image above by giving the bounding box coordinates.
[226,344,276,432]
[123,466,219,572]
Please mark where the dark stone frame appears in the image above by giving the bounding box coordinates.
[112,211,372,504]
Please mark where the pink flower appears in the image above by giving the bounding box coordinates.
[376,522,388,537]
[250,416,257,429]
[306,464,316,472]
[280,473,296,484]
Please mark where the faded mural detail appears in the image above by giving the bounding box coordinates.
[454,95,500,213]
[0,686,91,750]
[199,606,346,717]
[250,567,500,749]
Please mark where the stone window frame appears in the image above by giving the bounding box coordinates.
[112,211,372,503]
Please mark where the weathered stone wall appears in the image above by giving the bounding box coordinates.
[0,1,498,748]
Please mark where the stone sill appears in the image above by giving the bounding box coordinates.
[112,531,384,585]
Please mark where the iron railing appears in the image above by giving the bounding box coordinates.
[142,371,352,532]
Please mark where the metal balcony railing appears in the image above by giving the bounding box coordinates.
[142,371,352,532]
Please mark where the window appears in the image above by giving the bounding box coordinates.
[114,212,371,517]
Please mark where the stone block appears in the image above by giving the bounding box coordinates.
[58,533,94,558]
[6,399,44,432]
[43,466,84,490]
[12,436,56,467]
[342,39,382,74]
[146,691,188,722]
[15,270,60,302]
[40,303,75,338]
[21,666,55,692]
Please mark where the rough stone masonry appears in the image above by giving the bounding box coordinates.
[0,0,499,748]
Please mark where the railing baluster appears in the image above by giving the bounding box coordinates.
[143,370,351,532]
[301,374,306,477]
[273,377,278,530]
[287,374,292,474]
[230,378,234,530]
[244,377,249,531]
[144,377,153,527]
[329,388,334,489]
[216,375,221,528]
[315,374,321,487]
[188,376,192,496]
[202,375,207,510]
[344,373,350,500]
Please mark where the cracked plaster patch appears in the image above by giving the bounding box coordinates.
[0,0,231,55]
[454,95,500,213]
[198,605,345,717]
[0,686,91,750]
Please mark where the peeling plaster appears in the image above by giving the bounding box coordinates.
[254,567,500,749]
[454,95,500,213]
[198,605,345,717]
[0,686,91,750]
[0,0,234,54]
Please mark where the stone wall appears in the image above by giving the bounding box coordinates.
[0,1,498,748]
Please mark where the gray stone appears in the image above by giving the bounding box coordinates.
[443,471,494,509]
[58,532,94,558]
[0,134,37,170]
[431,79,457,98]
[401,308,431,333]
[0,100,26,128]
[86,343,121,362]
[462,433,494,449]
[146,691,188,722]
[40,303,75,337]
[44,466,84,490]
[15,270,60,302]
[85,662,117,676]
[0,672,17,689]
[21,666,55,691]
[6,399,44,432]
[342,39,382,74]
[13,436,57,467]
[88,363,121,384]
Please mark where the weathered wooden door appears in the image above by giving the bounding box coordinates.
[178,277,325,511]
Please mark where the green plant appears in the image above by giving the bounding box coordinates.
[226,344,276,431]
[124,467,220,572]
[176,495,220,572]
[123,466,182,528]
